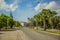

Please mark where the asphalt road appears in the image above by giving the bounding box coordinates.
[20,27,60,40]
[0,27,60,40]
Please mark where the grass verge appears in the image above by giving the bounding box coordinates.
[40,30,60,36]
[29,27,60,36]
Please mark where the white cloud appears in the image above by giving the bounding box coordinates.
[45,1,56,9]
[0,0,18,12]
[0,0,8,10]
[34,3,41,11]
[10,4,18,11]
[34,1,57,11]
[34,3,47,11]
[34,1,60,15]
[45,1,60,15]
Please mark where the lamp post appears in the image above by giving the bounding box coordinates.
[10,11,14,28]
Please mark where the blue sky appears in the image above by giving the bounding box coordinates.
[0,0,60,22]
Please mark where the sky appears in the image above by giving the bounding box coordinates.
[0,0,60,22]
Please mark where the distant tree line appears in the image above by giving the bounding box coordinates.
[0,13,21,30]
[28,9,60,31]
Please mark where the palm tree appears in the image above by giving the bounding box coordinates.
[40,9,57,31]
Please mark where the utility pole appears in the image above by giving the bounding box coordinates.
[10,11,13,19]
[10,11,14,28]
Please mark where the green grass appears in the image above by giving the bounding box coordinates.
[29,27,60,35]
[46,30,60,34]
[40,29,60,35]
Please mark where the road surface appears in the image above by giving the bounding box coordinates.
[0,27,60,40]
[20,27,60,40]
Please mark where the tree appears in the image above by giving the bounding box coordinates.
[0,15,2,30]
[7,18,14,28]
[14,21,21,27]
[28,9,57,31]
[52,16,60,29]
[0,13,21,30]
[0,14,8,29]
[39,9,57,30]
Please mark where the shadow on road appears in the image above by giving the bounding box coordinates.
[0,30,16,31]
[0,33,4,35]
[0,28,21,32]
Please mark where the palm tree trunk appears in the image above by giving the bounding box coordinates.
[36,22,38,30]
[49,18,53,30]
[43,17,46,31]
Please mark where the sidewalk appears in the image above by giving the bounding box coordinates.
[0,30,30,40]
[0,31,18,40]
